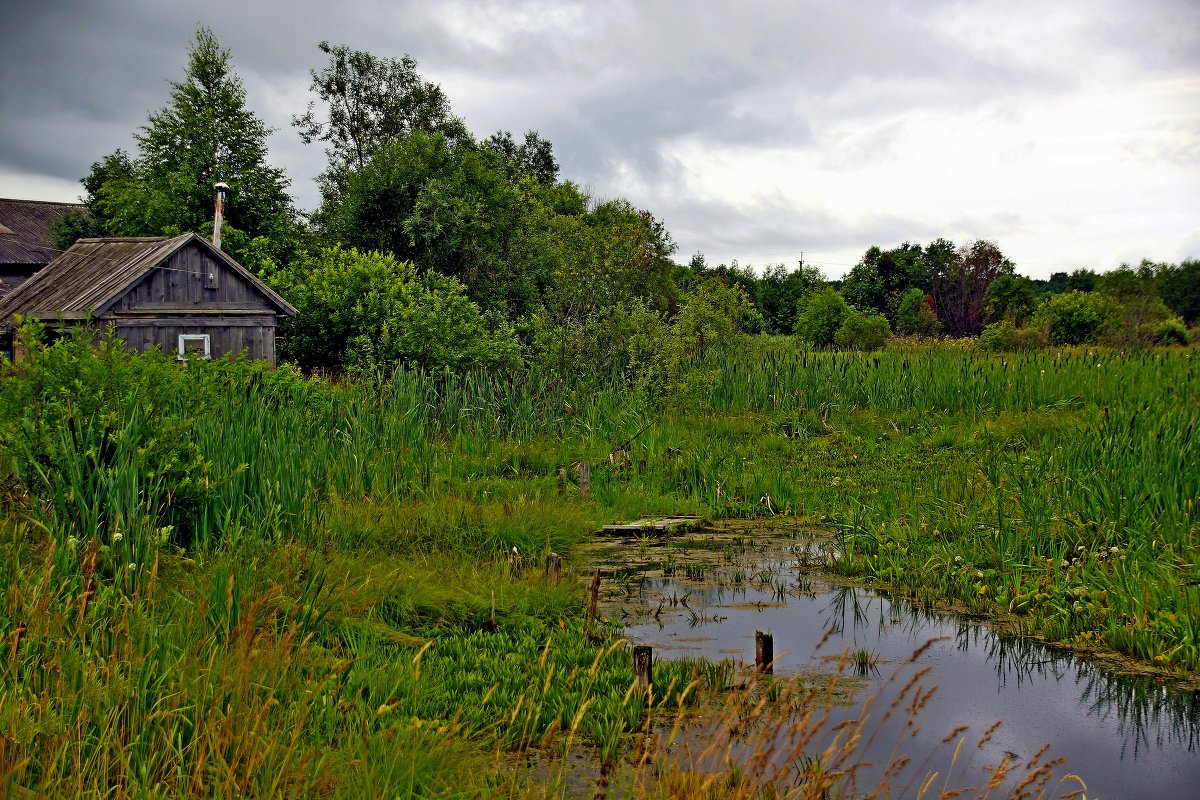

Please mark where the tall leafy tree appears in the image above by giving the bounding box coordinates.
[841,242,928,323]
[297,42,683,328]
[136,28,293,239]
[65,27,297,270]
[1066,268,1098,292]
[983,274,1038,325]
[1160,258,1200,325]
[483,130,559,184]
[930,240,1013,336]
[1095,261,1175,338]
[323,130,534,313]
[294,41,467,207]
[756,263,824,335]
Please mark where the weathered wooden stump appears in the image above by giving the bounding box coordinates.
[585,569,601,630]
[545,552,562,580]
[579,461,591,499]
[633,645,653,693]
[755,630,774,674]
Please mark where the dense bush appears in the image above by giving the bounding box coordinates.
[522,299,664,385]
[977,319,1044,352]
[983,274,1038,326]
[1154,316,1191,346]
[642,279,764,390]
[895,288,941,337]
[834,309,891,351]
[271,246,520,373]
[1032,290,1120,345]
[795,288,851,347]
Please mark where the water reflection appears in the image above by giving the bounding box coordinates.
[815,583,1200,757]
[601,539,1200,799]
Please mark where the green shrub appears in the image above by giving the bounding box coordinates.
[1032,290,1120,345]
[895,288,941,337]
[271,246,520,373]
[834,309,891,351]
[795,288,851,347]
[1153,316,1190,346]
[632,279,765,395]
[978,320,1044,352]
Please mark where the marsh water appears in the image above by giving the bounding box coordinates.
[586,526,1200,799]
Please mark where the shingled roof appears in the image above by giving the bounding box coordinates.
[0,198,84,266]
[0,233,296,324]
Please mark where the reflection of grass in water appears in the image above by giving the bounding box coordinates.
[852,647,879,677]
[578,640,1088,800]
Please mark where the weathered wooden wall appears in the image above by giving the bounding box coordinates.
[112,318,278,366]
[108,246,274,312]
[103,244,281,365]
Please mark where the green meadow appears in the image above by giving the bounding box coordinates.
[1,332,1197,797]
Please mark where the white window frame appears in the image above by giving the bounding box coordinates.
[177,334,211,361]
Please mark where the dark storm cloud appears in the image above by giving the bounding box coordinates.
[2,0,1197,268]
[0,0,1047,189]
[406,0,1060,187]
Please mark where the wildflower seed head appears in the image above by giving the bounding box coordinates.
[113,532,123,543]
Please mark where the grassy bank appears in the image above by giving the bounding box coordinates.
[1,332,1196,796]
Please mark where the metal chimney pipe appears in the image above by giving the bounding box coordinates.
[213,182,230,250]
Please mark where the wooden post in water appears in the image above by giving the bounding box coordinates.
[578,461,591,499]
[755,631,773,674]
[545,552,562,581]
[633,645,653,694]
[557,464,568,495]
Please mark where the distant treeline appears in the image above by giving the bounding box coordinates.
[695,243,1198,350]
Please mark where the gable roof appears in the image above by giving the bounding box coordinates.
[0,198,85,266]
[0,233,296,324]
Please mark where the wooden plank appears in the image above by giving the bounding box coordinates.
[599,516,700,535]
[111,316,275,327]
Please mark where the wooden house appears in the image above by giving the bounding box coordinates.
[0,233,296,365]
[0,198,85,300]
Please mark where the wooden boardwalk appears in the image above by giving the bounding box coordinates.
[599,516,700,535]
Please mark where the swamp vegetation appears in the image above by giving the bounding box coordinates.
[0,330,1197,798]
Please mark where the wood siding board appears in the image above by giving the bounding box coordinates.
[111,316,275,327]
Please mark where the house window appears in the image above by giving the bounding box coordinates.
[177,334,211,361]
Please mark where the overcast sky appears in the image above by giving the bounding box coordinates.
[2,0,1197,278]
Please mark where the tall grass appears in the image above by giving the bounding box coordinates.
[1,332,1196,796]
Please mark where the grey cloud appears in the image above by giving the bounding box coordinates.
[647,193,944,270]
[2,0,1196,270]
[1085,0,1200,73]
